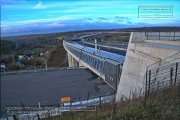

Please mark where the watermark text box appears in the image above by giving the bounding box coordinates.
[138,5,174,19]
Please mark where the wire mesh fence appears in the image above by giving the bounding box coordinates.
[0,66,86,76]
[145,61,180,96]
[0,94,115,120]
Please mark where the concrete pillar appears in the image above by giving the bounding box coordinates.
[67,53,79,67]
[79,62,83,67]
[68,53,73,67]
[72,57,78,67]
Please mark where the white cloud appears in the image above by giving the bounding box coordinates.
[1,16,73,27]
[32,1,46,9]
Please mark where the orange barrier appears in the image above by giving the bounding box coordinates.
[61,97,71,102]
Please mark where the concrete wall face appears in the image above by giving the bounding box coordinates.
[131,32,147,42]
[116,32,180,101]
[72,57,79,66]
[68,53,73,67]
[144,40,180,46]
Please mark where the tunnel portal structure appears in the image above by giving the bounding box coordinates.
[63,41,125,90]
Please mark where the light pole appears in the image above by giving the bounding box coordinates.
[45,60,47,71]
[82,38,84,47]
[95,39,97,53]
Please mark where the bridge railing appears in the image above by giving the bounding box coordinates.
[64,41,123,90]
[145,32,180,41]
[64,41,106,75]
[131,32,180,43]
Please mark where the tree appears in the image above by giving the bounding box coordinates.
[1,40,16,54]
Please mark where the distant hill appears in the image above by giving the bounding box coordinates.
[1,26,180,39]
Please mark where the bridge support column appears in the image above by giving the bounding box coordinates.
[79,62,83,67]
[72,57,78,67]
[68,53,73,67]
[68,53,79,67]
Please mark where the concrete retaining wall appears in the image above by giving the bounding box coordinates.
[116,32,180,101]
[144,40,180,46]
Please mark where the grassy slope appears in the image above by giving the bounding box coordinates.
[43,85,180,120]
[47,44,68,67]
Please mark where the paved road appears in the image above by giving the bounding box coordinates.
[76,41,127,56]
[1,69,114,115]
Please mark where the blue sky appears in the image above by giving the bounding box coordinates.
[1,0,180,36]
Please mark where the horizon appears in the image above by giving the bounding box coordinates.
[1,0,180,37]
[1,26,180,38]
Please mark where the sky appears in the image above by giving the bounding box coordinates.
[1,0,180,36]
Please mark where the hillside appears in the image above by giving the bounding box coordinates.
[42,84,180,120]
[1,26,180,71]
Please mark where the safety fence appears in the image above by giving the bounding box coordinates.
[145,32,180,41]
[0,66,85,76]
[145,61,180,96]
[0,94,115,120]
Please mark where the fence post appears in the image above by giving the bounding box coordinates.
[157,81,159,93]
[79,97,81,105]
[145,71,148,97]
[174,62,178,86]
[170,67,173,85]
[99,96,101,108]
[70,101,72,111]
[148,70,151,95]
[87,92,89,100]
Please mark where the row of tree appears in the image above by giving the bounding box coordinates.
[1,40,16,55]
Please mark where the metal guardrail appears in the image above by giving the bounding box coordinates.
[0,94,115,120]
[145,52,180,96]
[145,32,180,41]
[1,66,86,76]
